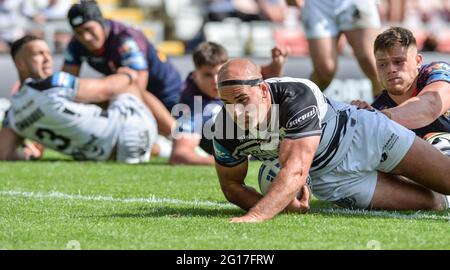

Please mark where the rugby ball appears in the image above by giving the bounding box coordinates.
[258,159,281,195]
[423,132,450,157]
[258,158,312,196]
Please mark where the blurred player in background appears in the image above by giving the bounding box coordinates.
[63,0,177,156]
[0,35,158,163]
[286,0,382,96]
[170,41,289,165]
[62,1,179,129]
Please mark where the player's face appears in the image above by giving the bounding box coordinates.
[19,40,53,79]
[375,44,422,96]
[73,21,106,51]
[193,64,223,99]
[219,83,271,130]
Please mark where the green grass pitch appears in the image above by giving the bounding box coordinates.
[0,151,449,250]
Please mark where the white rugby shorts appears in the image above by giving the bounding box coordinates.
[302,0,380,39]
[109,94,157,164]
[310,108,416,209]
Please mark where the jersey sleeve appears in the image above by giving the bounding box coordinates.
[212,109,247,167]
[26,72,80,99]
[63,40,83,66]
[213,138,247,167]
[278,82,322,139]
[418,62,450,89]
[118,38,148,71]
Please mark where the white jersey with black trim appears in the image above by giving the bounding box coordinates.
[5,72,121,160]
[213,77,358,177]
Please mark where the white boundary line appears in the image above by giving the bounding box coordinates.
[312,208,450,221]
[0,190,448,221]
[0,190,235,209]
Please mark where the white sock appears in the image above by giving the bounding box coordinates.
[155,135,172,158]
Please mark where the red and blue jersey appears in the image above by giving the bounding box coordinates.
[64,19,182,110]
[372,61,450,137]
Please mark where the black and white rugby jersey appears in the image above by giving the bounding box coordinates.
[213,77,358,176]
[4,72,122,160]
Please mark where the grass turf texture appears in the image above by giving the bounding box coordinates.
[0,151,449,250]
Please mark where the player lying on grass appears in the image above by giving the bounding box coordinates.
[0,35,166,163]
[213,58,450,223]
[170,41,289,165]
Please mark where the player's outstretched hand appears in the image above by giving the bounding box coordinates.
[229,213,267,223]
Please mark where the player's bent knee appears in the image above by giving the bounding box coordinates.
[422,192,447,211]
[430,193,448,211]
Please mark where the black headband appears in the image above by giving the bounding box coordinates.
[217,78,263,88]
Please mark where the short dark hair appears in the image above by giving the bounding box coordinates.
[10,35,43,59]
[68,0,104,29]
[193,42,228,69]
[374,27,417,53]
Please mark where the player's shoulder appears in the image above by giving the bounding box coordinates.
[420,61,450,75]
[110,19,146,44]
[213,108,237,140]
[212,115,246,167]
[266,77,322,98]
[265,77,319,89]
[267,77,325,114]
[25,72,78,91]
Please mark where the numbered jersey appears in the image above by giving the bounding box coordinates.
[5,72,121,160]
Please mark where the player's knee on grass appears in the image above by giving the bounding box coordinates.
[424,192,448,211]
[402,188,449,211]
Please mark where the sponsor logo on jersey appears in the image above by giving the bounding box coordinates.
[122,56,147,69]
[15,108,45,131]
[119,39,139,55]
[443,110,450,118]
[89,56,106,64]
[286,106,318,129]
[157,51,167,62]
[57,73,69,87]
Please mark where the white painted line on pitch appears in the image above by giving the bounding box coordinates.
[0,190,448,221]
[313,208,450,221]
[0,190,236,209]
